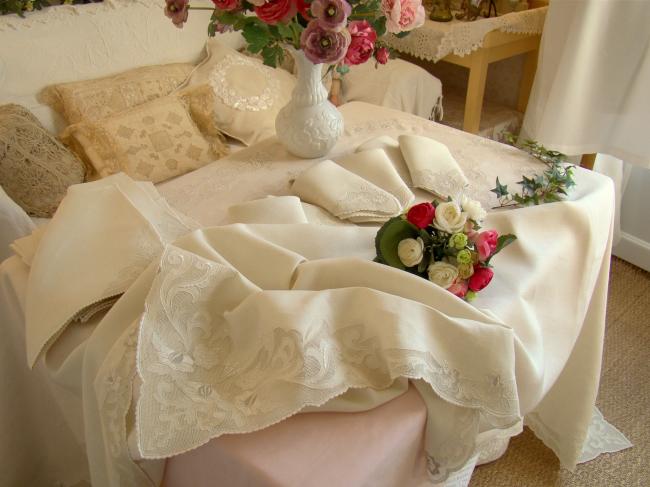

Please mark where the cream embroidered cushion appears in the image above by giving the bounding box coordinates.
[40,64,194,126]
[63,88,229,183]
[182,38,296,146]
[0,104,85,218]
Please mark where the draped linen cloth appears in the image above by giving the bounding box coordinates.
[22,169,615,486]
[521,1,650,168]
[9,103,627,486]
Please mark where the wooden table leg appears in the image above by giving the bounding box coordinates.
[517,47,539,113]
[463,49,489,134]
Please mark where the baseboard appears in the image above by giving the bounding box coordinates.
[613,232,650,272]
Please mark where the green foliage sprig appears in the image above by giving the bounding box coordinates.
[1,0,99,17]
[491,136,576,208]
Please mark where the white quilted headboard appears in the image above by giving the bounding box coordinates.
[0,0,244,132]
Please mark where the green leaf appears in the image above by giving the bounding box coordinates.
[490,177,509,198]
[395,31,411,39]
[261,44,282,68]
[336,64,350,75]
[374,217,419,270]
[485,234,517,265]
[276,22,294,40]
[242,22,271,54]
[372,17,387,37]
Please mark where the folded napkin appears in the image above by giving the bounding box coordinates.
[291,160,401,223]
[335,149,414,209]
[24,173,196,367]
[356,135,412,186]
[227,196,308,224]
[398,134,468,198]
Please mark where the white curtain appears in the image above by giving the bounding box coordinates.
[521,0,650,168]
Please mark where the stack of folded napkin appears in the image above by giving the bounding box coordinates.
[291,134,468,223]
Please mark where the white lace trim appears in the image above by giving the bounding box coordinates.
[383,8,547,63]
[209,54,280,112]
[96,321,155,487]
[526,407,632,469]
[0,0,160,32]
[135,246,519,474]
[578,407,633,463]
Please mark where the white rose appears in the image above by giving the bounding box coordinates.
[433,201,467,234]
[427,261,459,289]
[461,195,486,223]
[397,237,424,267]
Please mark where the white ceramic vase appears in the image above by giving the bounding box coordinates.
[275,48,343,159]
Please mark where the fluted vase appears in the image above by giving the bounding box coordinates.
[275,48,343,159]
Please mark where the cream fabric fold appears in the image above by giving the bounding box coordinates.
[227,196,308,224]
[24,173,197,367]
[356,135,413,186]
[398,134,469,198]
[23,162,617,487]
[291,159,402,222]
[335,148,414,209]
[136,227,519,484]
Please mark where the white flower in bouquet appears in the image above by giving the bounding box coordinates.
[427,261,459,289]
[397,237,424,267]
[433,201,467,234]
[461,195,486,223]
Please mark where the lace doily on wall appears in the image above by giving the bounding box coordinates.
[383,7,547,62]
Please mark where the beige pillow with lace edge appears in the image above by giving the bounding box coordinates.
[40,64,194,126]
[0,104,86,218]
[62,86,229,184]
[181,38,297,146]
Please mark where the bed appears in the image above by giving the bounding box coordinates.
[0,2,631,487]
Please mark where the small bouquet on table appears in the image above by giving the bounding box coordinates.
[375,196,516,301]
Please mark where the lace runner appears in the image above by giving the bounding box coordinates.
[383,8,547,62]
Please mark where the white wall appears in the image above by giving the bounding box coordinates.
[613,165,650,271]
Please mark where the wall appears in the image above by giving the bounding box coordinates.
[614,165,650,271]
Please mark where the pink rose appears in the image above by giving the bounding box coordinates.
[468,266,493,292]
[255,0,298,24]
[473,230,498,262]
[448,280,468,299]
[212,0,240,11]
[381,0,425,34]
[406,202,435,229]
[344,20,377,65]
[375,47,390,64]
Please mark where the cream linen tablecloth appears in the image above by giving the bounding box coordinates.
[1,103,626,487]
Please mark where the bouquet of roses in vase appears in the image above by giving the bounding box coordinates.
[375,197,517,301]
[164,0,425,157]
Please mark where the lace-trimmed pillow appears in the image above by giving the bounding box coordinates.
[181,38,296,146]
[40,64,194,126]
[63,88,229,184]
[0,104,86,218]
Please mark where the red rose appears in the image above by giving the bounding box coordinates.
[255,0,297,24]
[212,0,240,10]
[406,202,435,229]
[468,266,494,292]
[375,46,389,64]
[344,20,377,66]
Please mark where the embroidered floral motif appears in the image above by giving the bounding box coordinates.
[209,55,281,112]
[136,246,520,471]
